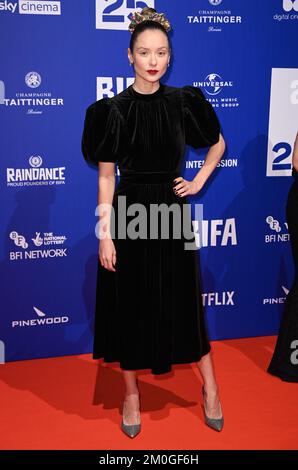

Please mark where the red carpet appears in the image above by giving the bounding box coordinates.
[0,335,297,450]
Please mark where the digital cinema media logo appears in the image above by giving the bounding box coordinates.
[273,0,298,21]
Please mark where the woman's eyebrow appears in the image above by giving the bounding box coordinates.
[136,47,168,50]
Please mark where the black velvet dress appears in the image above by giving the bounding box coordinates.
[267,167,298,382]
[81,82,221,375]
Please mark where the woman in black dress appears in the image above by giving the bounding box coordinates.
[267,131,298,382]
[81,7,226,437]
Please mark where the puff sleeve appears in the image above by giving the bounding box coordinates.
[81,98,125,165]
[182,85,221,149]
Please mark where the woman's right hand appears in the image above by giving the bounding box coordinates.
[99,238,117,272]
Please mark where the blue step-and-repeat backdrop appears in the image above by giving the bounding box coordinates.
[1,0,297,363]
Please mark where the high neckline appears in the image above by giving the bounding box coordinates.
[129,82,164,100]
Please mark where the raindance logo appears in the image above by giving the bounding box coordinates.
[11,306,69,328]
[6,155,66,187]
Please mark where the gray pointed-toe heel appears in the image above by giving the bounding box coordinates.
[202,385,224,432]
[121,393,141,438]
[121,420,141,438]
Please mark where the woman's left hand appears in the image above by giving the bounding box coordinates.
[173,177,201,197]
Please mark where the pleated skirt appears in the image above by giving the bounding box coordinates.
[93,170,211,375]
[267,175,298,382]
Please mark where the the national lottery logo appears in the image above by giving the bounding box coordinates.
[6,156,66,187]
[265,216,289,243]
[9,230,68,261]
[11,306,69,329]
[25,71,41,88]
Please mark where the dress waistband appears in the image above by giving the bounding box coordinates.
[119,170,180,184]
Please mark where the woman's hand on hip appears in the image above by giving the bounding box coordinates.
[173,177,202,197]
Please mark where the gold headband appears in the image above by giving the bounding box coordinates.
[128,10,171,34]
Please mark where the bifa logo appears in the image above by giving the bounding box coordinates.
[192,218,237,248]
[283,0,298,12]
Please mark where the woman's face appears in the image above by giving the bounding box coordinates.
[128,29,170,84]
